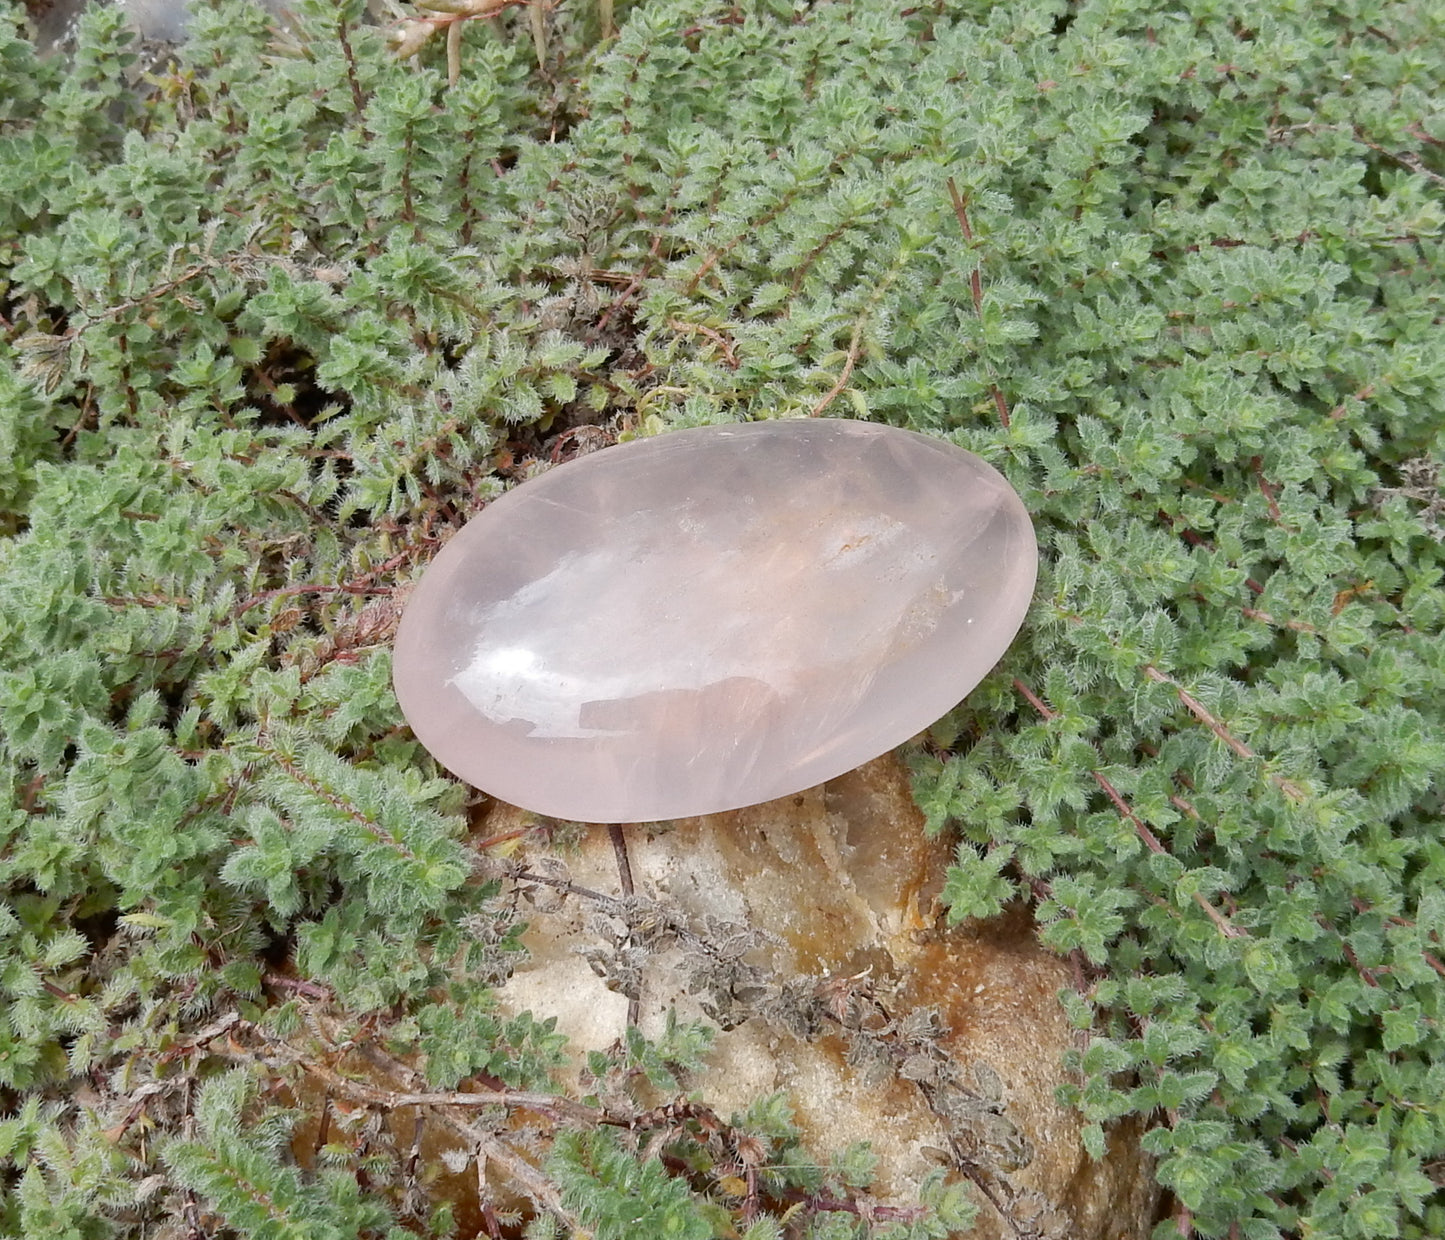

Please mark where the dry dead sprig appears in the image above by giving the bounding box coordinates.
[1373,456,1445,541]
[390,0,536,86]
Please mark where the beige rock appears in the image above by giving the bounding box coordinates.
[487,752,1159,1238]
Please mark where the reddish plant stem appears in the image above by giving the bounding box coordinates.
[1241,605,1317,635]
[264,973,333,1001]
[1013,679,1246,938]
[473,824,546,850]
[667,317,739,368]
[233,582,394,618]
[1143,666,1305,802]
[336,15,369,122]
[945,176,1010,429]
[596,232,666,333]
[809,317,864,417]
[1143,666,1252,760]
[232,545,419,619]
[1251,456,1284,524]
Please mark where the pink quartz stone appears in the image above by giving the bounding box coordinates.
[392,419,1037,823]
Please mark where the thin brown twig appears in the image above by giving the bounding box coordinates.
[809,317,864,416]
[510,867,621,910]
[609,825,636,899]
[1143,666,1306,802]
[1252,457,1285,525]
[473,824,547,850]
[945,177,1010,430]
[684,250,719,296]
[944,178,983,314]
[264,973,333,1001]
[1143,666,1254,761]
[781,1188,926,1225]
[1329,382,1376,422]
[1169,793,1202,822]
[789,220,858,293]
[608,823,642,1028]
[232,582,394,618]
[1012,676,1054,720]
[271,748,421,862]
[479,1157,506,1239]
[343,1036,583,1227]
[1241,606,1317,635]
[1013,679,1247,939]
[1091,770,1246,939]
[265,1039,599,1125]
[335,14,369,122]
[1325,923,1383,988]
[595,233,665,333]
[667,317,739,368]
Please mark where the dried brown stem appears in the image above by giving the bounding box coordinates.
[1014,679,1247,938]
[284,1051,596,1122]
[233,581,394,618]
[595,233,665,333]
[510,867,621,911]
[1252,457,1284,524]
[609,823,636,899]
[609,822,642,1028]
[1241,606,1318,635]
[667,317,740,368]
[945,177,1010,429]
[263,973,333,1001]
[1143,665,1306,802]
[810,317,864,416]
[336,15,369,121]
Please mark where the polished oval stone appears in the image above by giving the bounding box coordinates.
[392,419,1037,822]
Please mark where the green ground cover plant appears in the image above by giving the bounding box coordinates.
[1,0,1443,1235]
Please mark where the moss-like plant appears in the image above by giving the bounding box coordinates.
[1,0,1443,1237]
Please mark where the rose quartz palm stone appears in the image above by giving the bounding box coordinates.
[393,419,1036,822]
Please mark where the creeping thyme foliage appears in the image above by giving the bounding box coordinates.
[1,0,1444,1236]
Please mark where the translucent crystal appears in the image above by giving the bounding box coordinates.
[392,419,1036,821]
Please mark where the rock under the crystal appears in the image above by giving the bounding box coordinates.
[392,419,1036,822]
[479,756,1158,1236]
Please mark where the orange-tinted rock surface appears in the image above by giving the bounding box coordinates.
[485,753,1159,1238]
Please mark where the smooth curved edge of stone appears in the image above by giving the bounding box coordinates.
[393,419,1038,823]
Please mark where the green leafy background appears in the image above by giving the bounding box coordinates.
[1,0,1442,1236]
